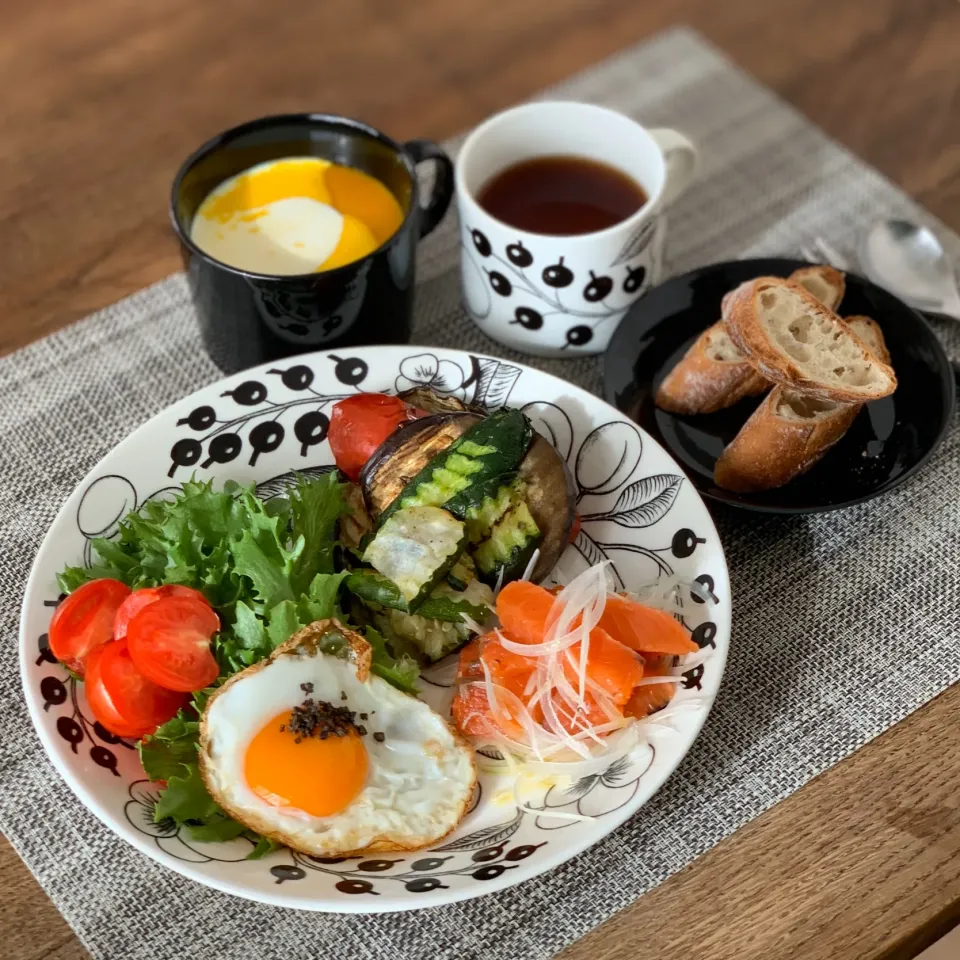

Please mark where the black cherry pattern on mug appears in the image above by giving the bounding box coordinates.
[463,222,656,348]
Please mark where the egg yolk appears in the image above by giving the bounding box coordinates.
[325,163,404,246]
[244,711,368,817]
[199,158,335,222]
[319,214,379,271]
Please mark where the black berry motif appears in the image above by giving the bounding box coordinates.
[57,716,83,751]
[671,528,705,559]
[691,622,717,649]
[504,843,546,861]
[277,832,542,896]
[168,438,202,476]
[202,432,242,469]
[461,225,637,326]
[279,323,308,337]
[222,380,267,406]
[682,663,705,690]
[565,325,593,347]
[487,270,512,297]
[41,676,66,710]
[268,365,314,390]
[247,422,285,466]
[411,857,452,871]
[336,879,377,895]
[177,405,217,431]
[583,271,613,303]
[357,859,400,872]
[404,877,447,892]
[692,574,717,604]
[44,657,133,771]
[168,360,368,475]
[36,632,57,666]
[471,845,505,862]
[322,315,343,338]
[329,355,368,386]
[93,721,123,744]
[542,257,574,288]
[512,307,543,330]
[623,264,647,294]
[294,411,330,456]
[506,241,533,267]
[91,745,120,776]
[271,865,306,884]
[472,229,492,257]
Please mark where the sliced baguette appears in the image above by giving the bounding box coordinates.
[714,317,891,492]
[845,315,891,364]
[655,322,768,414]
[788,265,845,311]
[723,277,897,401]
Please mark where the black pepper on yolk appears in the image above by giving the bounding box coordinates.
[244,710,369,817]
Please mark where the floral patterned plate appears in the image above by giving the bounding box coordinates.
[19,346,730,912]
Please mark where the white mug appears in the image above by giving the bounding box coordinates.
[455,101,697,357]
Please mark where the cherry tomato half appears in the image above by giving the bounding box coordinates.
[85,641,187,739]
[328,393,420,482]
[48,578,131,675]
[126,595,221,692]
[114,585,211,642]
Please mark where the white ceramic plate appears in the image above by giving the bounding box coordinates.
[20,346,730,912]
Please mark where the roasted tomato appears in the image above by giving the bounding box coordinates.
[328,394,420,482]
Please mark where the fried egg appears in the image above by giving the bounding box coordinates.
[189,157,403,275]
[199,620,476,855]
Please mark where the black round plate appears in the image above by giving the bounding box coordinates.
[603,258,956,514]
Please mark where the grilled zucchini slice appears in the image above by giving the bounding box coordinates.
[473,499,542,584]
[375,408,533,528]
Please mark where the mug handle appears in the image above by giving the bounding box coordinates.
[404,139,455,239]
[648,128,698,208]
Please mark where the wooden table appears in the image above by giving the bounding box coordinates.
[3,1,959,957]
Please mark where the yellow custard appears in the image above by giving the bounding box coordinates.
[190,157,404,275]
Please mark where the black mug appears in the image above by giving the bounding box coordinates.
[170,113,454,373]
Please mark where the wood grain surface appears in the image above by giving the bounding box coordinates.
[2,1,959,959]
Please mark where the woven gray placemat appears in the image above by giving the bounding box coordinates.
[2,25,959,960]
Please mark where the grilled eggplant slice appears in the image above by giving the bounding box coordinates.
[362,505,466,608]
[518,433,577,581]
[397,387,471,415]
[375,408,533,528]
[360,412,481,518]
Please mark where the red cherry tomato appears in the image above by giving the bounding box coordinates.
[114,585,211,641]
[126,595,221,692]
[85,641,186,739]
[328,393,420,481]
[48,578,131,675]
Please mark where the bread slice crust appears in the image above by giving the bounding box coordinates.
[788,265,846,311]
[723,277,896,402]
[655,321,768,414]
[714,317,891,492]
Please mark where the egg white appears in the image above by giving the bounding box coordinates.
[190,196,345,275]
[199,636,476,855]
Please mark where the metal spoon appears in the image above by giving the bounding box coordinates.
[860,220,960,320]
